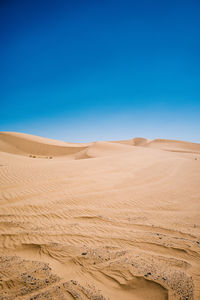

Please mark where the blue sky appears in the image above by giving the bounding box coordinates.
[1,0,200,142]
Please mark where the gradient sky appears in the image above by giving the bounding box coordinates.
[1,0,200,142]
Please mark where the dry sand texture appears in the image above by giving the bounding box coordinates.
[0,131,200,300]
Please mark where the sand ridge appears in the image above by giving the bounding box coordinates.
[0,132,90,157]
[0,132,200,299]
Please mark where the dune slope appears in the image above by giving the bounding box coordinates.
[0,132,200,300]
[0,132,89,157]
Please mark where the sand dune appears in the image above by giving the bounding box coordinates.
[113,137,200,154]
[75,141,137,159]
[146,138,200,153]
[113,137,150,146]
[0,132,200,299]
[0,132,89,157]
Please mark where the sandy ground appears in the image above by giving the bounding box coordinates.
[0,132,200,300]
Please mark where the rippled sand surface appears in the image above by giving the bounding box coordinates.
[0,132,200,300]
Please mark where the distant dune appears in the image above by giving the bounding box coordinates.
[0,132,200,299]
[146,138,200,153]
[113,136,200,153]
[113,137,151,146]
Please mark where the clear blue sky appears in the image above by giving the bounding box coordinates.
[1,0,200,142]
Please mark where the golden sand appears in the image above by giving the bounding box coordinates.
[0,132,200,299]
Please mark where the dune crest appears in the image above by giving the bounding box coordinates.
[0,132,200,299]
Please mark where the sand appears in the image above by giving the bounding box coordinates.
[0,132,200,300]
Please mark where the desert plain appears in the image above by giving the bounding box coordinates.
[0,131,200,300]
